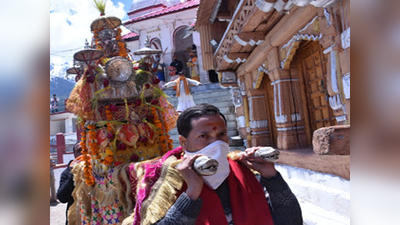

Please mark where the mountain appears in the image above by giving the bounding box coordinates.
[50,62,76,111]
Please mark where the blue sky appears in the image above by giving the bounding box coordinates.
[50,0,133,77]
[111,0,133,20]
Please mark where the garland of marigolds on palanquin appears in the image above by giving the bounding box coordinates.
[77,87,177,186]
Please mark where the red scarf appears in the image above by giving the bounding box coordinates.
[195,159,274,225]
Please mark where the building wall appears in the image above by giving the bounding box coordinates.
[50,120,65,135]
[125,8,210,83]
[231,2,350,149]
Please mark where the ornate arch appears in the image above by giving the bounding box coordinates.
[150,37,162,50]
[280,16,323,69]
[172,25,189,46]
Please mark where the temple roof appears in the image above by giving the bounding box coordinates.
[124,0,199,25]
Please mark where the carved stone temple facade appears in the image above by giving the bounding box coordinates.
[196,0,350,149]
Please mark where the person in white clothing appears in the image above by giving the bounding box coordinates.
[164,72,201,113]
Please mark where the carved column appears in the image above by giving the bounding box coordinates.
[319,7,350,125]
[268,48,308,149]
[247,87,271,147]
[236,77,251,147]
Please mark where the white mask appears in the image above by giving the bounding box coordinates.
[185,140,230,189]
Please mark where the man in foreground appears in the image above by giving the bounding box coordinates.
[152,104,303,224]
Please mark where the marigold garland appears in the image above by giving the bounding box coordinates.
[87,125,99,159]
[116,28,122,41]
[105,105,114,121]
[150,106,174,153]
[102,105,116,166]
[118,42,128,59]
[80,129,95,186]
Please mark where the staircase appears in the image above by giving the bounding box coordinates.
[163,83,244,149]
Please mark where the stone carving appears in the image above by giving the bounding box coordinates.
[230,87,243,107]
[341,27,350,49]
[253,63,269,89]
[280,16,322,69]
[250,120,269,129]
[237,116,246,128]
[342,73,350,99]
[291,113,301,122]
[223,54,247,64]
[275,115,288,124]
[329,94,344,111]
[221,71,237,84]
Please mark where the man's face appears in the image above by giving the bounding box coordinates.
[180,114,229,153]
[173,56,178,61]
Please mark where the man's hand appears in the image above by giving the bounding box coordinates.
[239,147,277,178]
[176,154,204,200]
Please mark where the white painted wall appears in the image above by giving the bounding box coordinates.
[50,120,65,135]
[125,7,209,83]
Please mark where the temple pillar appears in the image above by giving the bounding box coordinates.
[268,48,308,149]
[236,76,251,147]
[247,88,272,147]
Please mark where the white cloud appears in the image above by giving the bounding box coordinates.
[50,0,128,77]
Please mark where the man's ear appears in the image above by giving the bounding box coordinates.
[179,135,187,150]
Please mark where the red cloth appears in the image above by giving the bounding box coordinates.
[196,159,274,225]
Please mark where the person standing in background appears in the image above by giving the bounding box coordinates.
[152,54,166,89]
[57,142,83,225]
[50,155,57,204]
[169,55,184,81]
[187,52,200,82]
[164,71,201,113]
[50,94,59,113]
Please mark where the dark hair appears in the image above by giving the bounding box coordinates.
[73,142,81,153]
[177,104,227,138]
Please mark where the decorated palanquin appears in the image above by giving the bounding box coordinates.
[65,3,182,225]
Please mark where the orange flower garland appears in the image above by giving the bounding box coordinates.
[103,146,114,166]
[118,42,128,59]
[105,105,114,121]
[150,107,166,153]
[87,124,99,159]
[151,106,174,153]
[103,105,115,166]
[116,28,122,41]
[80,129,95,186]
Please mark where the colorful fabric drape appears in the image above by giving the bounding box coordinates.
[129,147,183,225]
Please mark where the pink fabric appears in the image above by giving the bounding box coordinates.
[128,147,183,224]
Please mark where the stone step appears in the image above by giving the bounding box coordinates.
[166,97,234,109]
[276,164,350,221]
[165,88,232,97]
[169,128,238,136]
[164,82,244,149]
[163,83,228,96]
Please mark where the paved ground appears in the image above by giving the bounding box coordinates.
[50,165,68,225]
[50,201,67,225]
